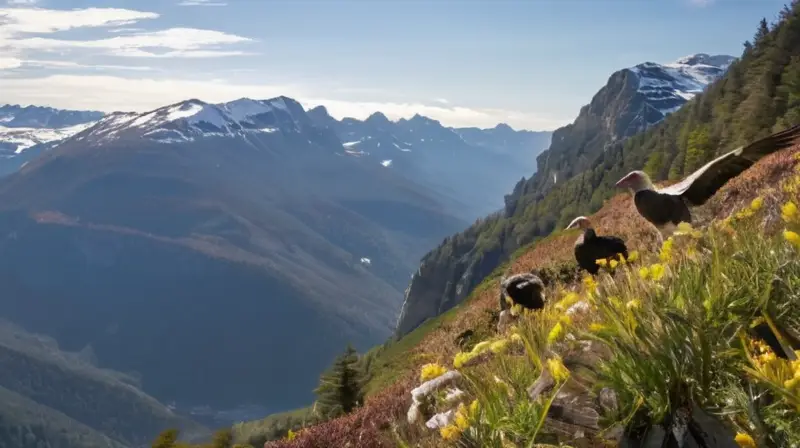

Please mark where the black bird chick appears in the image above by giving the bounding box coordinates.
[566,216,628,275]
[615,124,800,240]
[499,273,546,312]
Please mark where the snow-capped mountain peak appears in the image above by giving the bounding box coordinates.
[627,52,736,120]
[76,97,313,145]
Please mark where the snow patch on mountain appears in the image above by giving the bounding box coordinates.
[0,122,97,153]
[628,53,736,118]
[381,159,393,167]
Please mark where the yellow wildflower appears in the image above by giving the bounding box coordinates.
[471,341,491,354]
[677,222,693,233]
[489,338,509,354]
[560,315,572,326]
[555,292,581,311]
[609,259,619,269]
[420,363,448,382]
[627,250,639,263]
[589,323,608,333]
[287,429,297,441]
[782,201,799,222]
[734,432,756,448]
[509,333,522,343]
[546,357,570,383]
[453,351,475,369]
[649,263,666,281]
[660,238,674,262]
[784,230,800,249]
[617,253,627,265]
[439,424,461,441]
[547,322,564,344]
[750,197,763,211]
[454,403,470,430]
[595,258,608,267]
[469,399,480,418]
[583,275,598,294]
[626,299,641,310]
[638,266,650,280]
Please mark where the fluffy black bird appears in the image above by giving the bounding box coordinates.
[615,124,800,239]
[499,273,546,311]
[566,216,628,275]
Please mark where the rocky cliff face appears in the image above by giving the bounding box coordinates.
[394,53,735,337]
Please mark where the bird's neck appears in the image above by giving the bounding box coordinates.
[631,179,655,194]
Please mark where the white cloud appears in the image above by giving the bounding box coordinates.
[687,0,714,7]
[22,59,156,71]
[0,74,567,130]
[15,28,253,54]
[0,57,22,69]
[6,0,39,5]
[0,7,158,34]
[178,0,228,6]
[0,6,253,66]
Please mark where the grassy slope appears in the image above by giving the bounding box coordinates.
[247,145,800,448]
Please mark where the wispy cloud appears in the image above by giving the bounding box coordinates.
[0,74,568,130]
[14,28,253,58]
[6,0,39,5]
[22,59,156,71]
[0,6,254,68]
[178,0,228,6]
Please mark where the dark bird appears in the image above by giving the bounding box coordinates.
[566,216,628,275]
[499,273,546,311]
[615,124,800,240]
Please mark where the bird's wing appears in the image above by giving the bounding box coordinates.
[658,124,800,206]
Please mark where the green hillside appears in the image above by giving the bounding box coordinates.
[0,320,206,448]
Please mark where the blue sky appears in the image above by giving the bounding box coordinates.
[0,0,790,130]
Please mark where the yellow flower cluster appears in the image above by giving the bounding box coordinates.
[438,399,480,441]
[489,338,509,354]
[546,356,570,383]
[783,356,800,391]
[674,222,703,239]
[735,432,756,448]
[547,322,564,345]
[751,339,779,368]
[554,292,581,312]
[287,429,297,441]
[439,424,461,441]
[639,263,666,281]
[583,275,598,294]
[782,201,798,222]
[784,230,800,249]
[420,363,448,382]
[659,237,674,262]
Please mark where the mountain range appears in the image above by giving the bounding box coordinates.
[395,52,736,336]
[0,51,732,447]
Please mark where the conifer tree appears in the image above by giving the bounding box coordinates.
[312,343,364,419]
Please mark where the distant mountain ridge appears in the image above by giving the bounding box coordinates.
[0,100,551,216]
[0,95,478,425]
[395,52,736,336]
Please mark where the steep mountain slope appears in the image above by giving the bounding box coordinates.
[0,96,467,415]
[0,105,104,177]
[0,320,205,448]
[395,52,736,336]
[307,107,552,217]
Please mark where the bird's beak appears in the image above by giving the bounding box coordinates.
[614,176,627,188]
